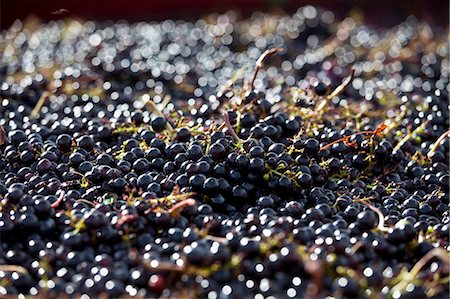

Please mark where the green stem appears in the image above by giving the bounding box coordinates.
[393,122,428,152]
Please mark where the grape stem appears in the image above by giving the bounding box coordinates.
[320,123,387,151]
[393,121,428,152]
[249,47,283,91]
[222,110,240,142]
[427,129,450,158]
[203,235,228,244]
[75,199,97,207]
[390,248,450,294]
[350,241,366,254]
[315,67,355,113]
[168,198,197,217]
[50,190,65,208]
[116,214,139,227]
[127,247,186,273]
[30,91,50,119]
[305,260,324,299]
[145,98,175,135]
[357,199,390,232]
[0,124,7,145]
[0,265,29,275]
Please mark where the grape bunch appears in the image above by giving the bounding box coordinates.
[0,6,449,299]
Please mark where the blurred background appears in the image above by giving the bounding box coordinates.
[1,0,449,29]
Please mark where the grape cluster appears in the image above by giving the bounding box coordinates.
[0,6,449,299]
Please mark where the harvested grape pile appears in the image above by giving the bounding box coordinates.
[0,6,449,298]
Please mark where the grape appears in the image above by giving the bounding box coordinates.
[0,6,448,299]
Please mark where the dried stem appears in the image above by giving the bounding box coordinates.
[327,68,356,100]
[427,129,450,157]
[50,190,65,208]
[160,94,172,110]
[0,124,7,145]
[168,198,196,217]
[203,235,228,244]
[222,110,240,142]
[116,214,139,227]
[315,67,355,113]
[75,199,96,207]
[320,123,387,151]
[143,259,185,272]
[305,260,324,299]
[31,91,50,119]
[0,265,29,275]
[357,200,389,232]
[145,98,164,118]
[410,248,449,276]
[249,47,283,91]
[391,248,450,294]
[145,98,175,134]
[128,247,186,273]
[350,241,365,254]
[217,123,226,131]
